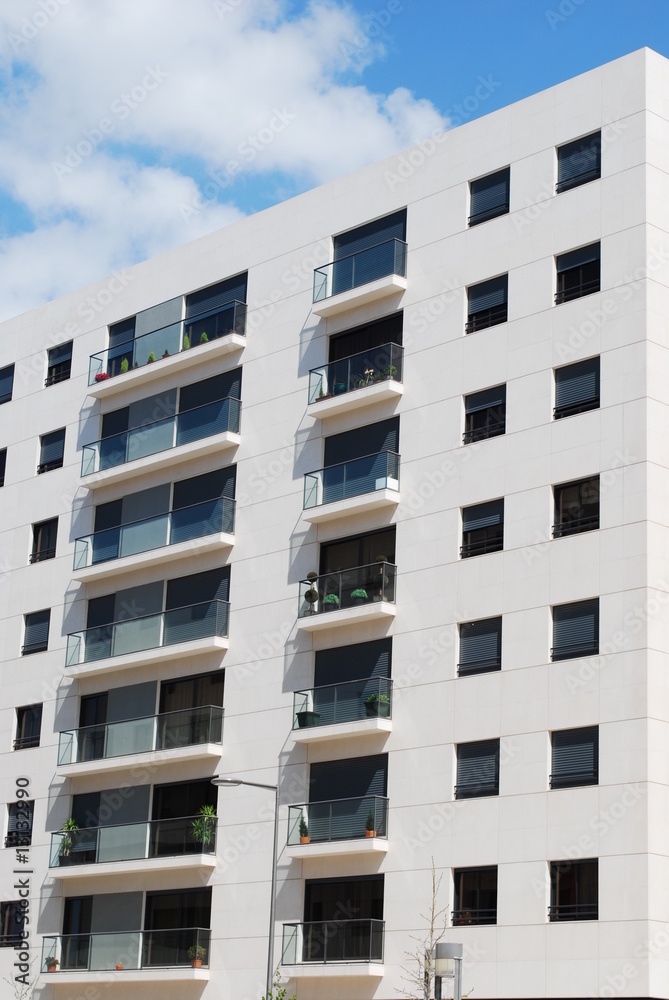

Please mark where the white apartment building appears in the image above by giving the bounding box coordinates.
[0,44,667,1000]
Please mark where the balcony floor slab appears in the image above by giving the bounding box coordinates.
[291,717,392,743]
[43,968,210,984]
[303,487,398,524]
[312,273,407,317]
[50,854,216,880]
[57,742,223,779]
[307,380,403,419]
[282,963,384,978]
[297,602,396,632]
[66,635,229,678]
[286,837,388,859]
[73,532,235,583]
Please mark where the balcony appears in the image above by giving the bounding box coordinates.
[80,395,241,489]
[57,705,224,778]
[88,301,246,398]
[303,451,400,524]
[292,677,392,743]
[65,599,230,677]
[286,795,388,858]
[312,240,407,317]
[307,343,403,419]
[42,927,210,983]
[452,908,497,926]
[297,563,396,632]
[49,814,216,878]
[73,497,235,582]
[282,920,384,976]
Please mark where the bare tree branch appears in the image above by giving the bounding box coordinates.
[396,857,450,1000]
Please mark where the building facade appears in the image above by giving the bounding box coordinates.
[0,45,667,1000]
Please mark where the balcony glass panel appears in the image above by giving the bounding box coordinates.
[298,563,396,618]
[282,919,384,964]
[313,240,407,302]
[293,677,392,729]
[42,927,211,971]
[88,301,246,384]
[81,397,241,477]
[58,705,224,766]
[308,343,403,404]
[287,795,388,845]
[65,600,230,666]
[49,814,217,868]
[74,497,235,570]
[304,452,399,509]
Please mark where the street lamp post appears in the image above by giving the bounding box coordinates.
[212,776,280,998]
[433,942,463,1000]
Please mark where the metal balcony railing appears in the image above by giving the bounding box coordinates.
[81,395,241,477]
[293,677,393,730]
[88,300,246,385]
[308,343,403,404]
[65,599,230,666]
[287,795,388,845]
[555,276,600,304]
[304,451,400,509]
[552,512,599,538]
[452,908,497,926]
[42,926,211,972]
[298,562,396,618]
[465,302,507,333]
[58,704,224,766]
[548,902,598,921]
[313,239,407,302]
[73,496,235,570]
[282,919,384,964]
[49,814,216,868]
[550,640,598,662]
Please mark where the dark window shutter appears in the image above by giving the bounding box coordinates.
[48,342,72,365]
[40,429,65,465]
[24,610,50,652]
[101,407,129,439]
[551,726,598,787]
[555,358,600,411]
[173,467,236,508]
[179,369,242,412]
[109,316,136,349]
[465,385,506,413]
[468,275,508,315]
[334,211,406,259]
[556,243,600,272]
[0,449,6,487]
[463,500,504,532]
[329,314,403,362]
[470,168,510,224]
[456,740,500,797]
[165,567,230,609]
[459,618,502,674]
[314,639,391,687]
[323,418,399,467]
[557,132,601,190]
[185,274,248,317]
[552,599,599,659]
[0,364,14,403]
[309,754,387,801]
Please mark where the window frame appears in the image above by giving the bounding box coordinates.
[38,428,65,474]
[6,800,34,848]
[554,357,600,419]
[555,243,600,304]
[0,901,25,947]
[461,499,504,558]
[0,448,5,487]
[14,704,42,750]
[556,132,601,194]
[553,476,600,538]
[458,617,502,676]
[30,517,58,563]
[550,726,599,789]
[463,385,506,444]
[468,167,510,226]
[455,739,500,799]
[453,866,498,926]
[22,610,50,656]
[549,858,598,921]
[551,598,599,661]
[466,275,508,333]
[0,364,14,406]
[45,341,73,387]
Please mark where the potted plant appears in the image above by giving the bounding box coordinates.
[115,962,123,970]
[383,364,398,379]
[200,332,209,344]
[365,809,376,838]
[44,956,59,972]
[94,371,109,382]
[120,357,129,374]
[147,352,156,364]
[299,815,310,844]
[182,333,190,350]
[296,706,320,728]
[350,587,368,606]
[162,350,170,358]
[58,818,79,864]
[365,692,391,718]
[187,944,206,968]
[322,593,340,612]
[191,805,217,851]
[303,572,319,614]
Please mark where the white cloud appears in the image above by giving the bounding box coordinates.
[0,0,448,319]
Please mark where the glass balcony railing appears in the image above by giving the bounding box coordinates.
[308,343,403,404]
[298,563,396,618]
[282,919,384,964]
[293,677,392,730]
[42,926,211,972]
[313,239,407,303]
[89,301,247,385]
[65,599,230,666]
[58,705,224,766]
[74,497,235,570]
[287,795,388,846]
[49,814,216,869]
[81,395,241,477]
[304,452,399,510]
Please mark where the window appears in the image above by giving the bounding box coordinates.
[549,859,598,921]
[554,357,600,419]
[552,599,599,661]
[38,428,65,474]
[45,341,72,386]
[557,132,601,193]
[6,800,34,848]
[550,726,598,789]
[458,617,502,675]
[0,364,14,405]
[555,243,600,304]
[455,739,500,799]
[329,210,407,296]
[14,705,42,750]
[553,476,599,537]
[464,385,506,444]
[22,610,50,655]
[0,448,5,487]
[30,517,58,563]
[469,167,510,226]
[461,499,504,558]
[466,275,507,333]
[0,902,24,947]
[453,867,497,925]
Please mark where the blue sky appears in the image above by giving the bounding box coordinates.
[0,0,665,319]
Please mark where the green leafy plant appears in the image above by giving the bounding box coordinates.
[299,816,309,838]
[183,333,190,350]
[200,331,209,344]
[365,692,390,705]
[44,956,59,969]
[187,944,206,962]
[383,364,398,378]
[191,805,217,848]
[147,351,156,363]
[59,818,79,857]
[261,968,297,1000]
[322,593,340,607]
[350,588,368,600]
[120,357,129,374]
[365,808,376,832]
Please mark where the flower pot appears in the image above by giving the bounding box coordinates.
[296,710,320,729]
[192,959,202,968]
[116,964,123,971]
[46,966,58,973]
[299,835,311,844]
[366,701,390,718]
[365,829,376,838]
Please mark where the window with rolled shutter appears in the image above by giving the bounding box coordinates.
[464,385,506,443]
[469,167,510,226]
[466,275,508,332]
[456,740,500,798]
[22,610,50,655]
[6,800,34,847]
[46,342,72,386]
[38,428,65,473]
[554,357,600,419]
[0,364,14,405]
[557,132,600,193]
[555,243,600,303]
[458,618,502,675]
[551,726,598,788]
[552,599,599,660]
[461,499,504,558]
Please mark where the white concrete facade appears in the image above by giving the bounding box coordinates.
[0,45,666,999]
